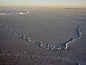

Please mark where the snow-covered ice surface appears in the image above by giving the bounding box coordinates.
[0,7,86,65]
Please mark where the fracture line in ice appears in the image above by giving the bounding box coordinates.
[33,55,86,65]
[2,23,83,50]
[71,18,86,22]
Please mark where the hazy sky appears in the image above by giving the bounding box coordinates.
[0,0,86,8]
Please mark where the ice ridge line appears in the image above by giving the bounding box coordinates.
[64,25,82,49]
[2,24,83,50]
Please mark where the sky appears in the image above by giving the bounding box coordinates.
[0,0,86,8]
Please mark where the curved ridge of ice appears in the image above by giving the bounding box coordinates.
[2,22,84,50]
[65,25,82,49]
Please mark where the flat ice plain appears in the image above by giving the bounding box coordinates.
[0,7,86,65]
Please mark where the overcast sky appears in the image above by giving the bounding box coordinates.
[0,0,86,8]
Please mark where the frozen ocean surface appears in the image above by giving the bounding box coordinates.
[0,7,86,64]
[0,8,86,49]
